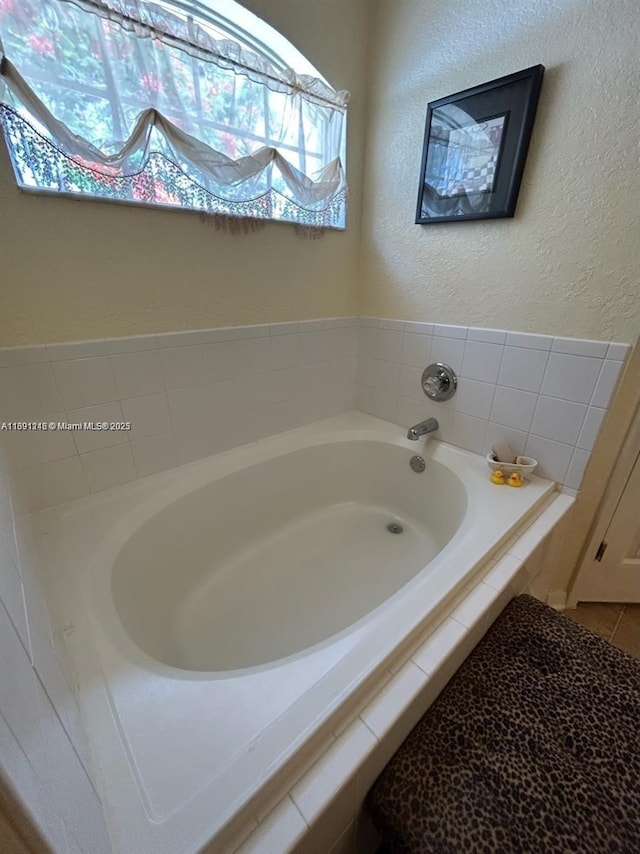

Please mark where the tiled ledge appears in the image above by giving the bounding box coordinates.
[226,493,574,854]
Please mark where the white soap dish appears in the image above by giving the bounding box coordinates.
[486,453,537,478]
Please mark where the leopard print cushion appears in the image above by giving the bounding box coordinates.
[367,594,640,853]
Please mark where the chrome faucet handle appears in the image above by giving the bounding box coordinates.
[421,362,457,402]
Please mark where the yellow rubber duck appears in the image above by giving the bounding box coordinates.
[490,469,506,485]
[507,472,523,487]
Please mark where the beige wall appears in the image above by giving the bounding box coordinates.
[0,0,369,346]
[361,0,640,344]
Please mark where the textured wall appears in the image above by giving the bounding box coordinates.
[0,0,368,346]
[360,0,640,343]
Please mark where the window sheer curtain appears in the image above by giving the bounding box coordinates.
[0,0,349,227]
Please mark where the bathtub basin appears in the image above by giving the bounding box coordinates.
[39,412,555,854]
[113,440,467,672]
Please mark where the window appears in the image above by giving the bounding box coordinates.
[0,0,348,228]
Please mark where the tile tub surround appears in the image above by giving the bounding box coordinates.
[357,318,631,493]
[0,319,358,512]
[233,494,574,854]
[0,448,112,854]
[31,409,566,854]
[0,316,630,509]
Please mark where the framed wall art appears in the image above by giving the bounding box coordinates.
[415,65,544,224]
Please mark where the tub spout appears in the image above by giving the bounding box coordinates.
[407,417,439,440]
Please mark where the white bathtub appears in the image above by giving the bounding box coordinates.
[39,412,555,854]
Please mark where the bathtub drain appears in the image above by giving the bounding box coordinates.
[387,522,404,534]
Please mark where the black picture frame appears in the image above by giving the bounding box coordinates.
[415,65,544,224]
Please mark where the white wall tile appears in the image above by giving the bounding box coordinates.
[400,333,431,367]
[551,337,608,358]
[449,413,487,454]
[430,336,464,373]
[175,414,247,465]
[482,554,523,592]
[460,341,503,383]
[234,324,270,339]
[131,431,180,478]
[530,396,587,445]
[0,320,625,507]
[355,385,374,415]
[0,365,63,419]
[540,353,601,404]
[397,365,423,400]
[591,359,623,408]
[160,345,205,389]
[242,336,274,375]
[105,333,158,353]
[168,385,214,427]
[159,328,233,347]
[200,340,242,380]
[0,547,28,649]
[360,662,427,740]
[433,324,467,339]
[505,332,553,350]
[291,720,377,824]
[17,457,89,512]
[46,340,108,361]
[577,406,606,451]
[236,796,307,854]
[403,321,433,335]
[490,386,537,432]
[299,330,336,365]
[53,358,119,410]
[411,617,467,676]
[497,346,549,392]
[524,435,574,483]
[67,402,127,453]
[378,318,404,331]
[466,328,507,344]
[395,396,429,431]
[0,601,42,765]
[122,393,172,440]
[358,327,377,360]
[485,423,529,457]
[269,321,299,336]
[373,360,399,392]
[0,712,70,854]
[110,350,164,399]
[30,634,90,777]
[0,522,18,587]
[371,328,403,363]
[606,342,630,361]
[13,522,54,669]
[1,413,77,467]
[270,333,300,370]
[564,448,591,491]
[450,582,496,629]
[0,345,48,367]
[453,379,494,420]
[356,357,376,388]
[371,389,397,423]
[34,681,111,854]
[334,328,359,358]
[81,443,136,493]
[302,318,340,332]
[209,377,255,416]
